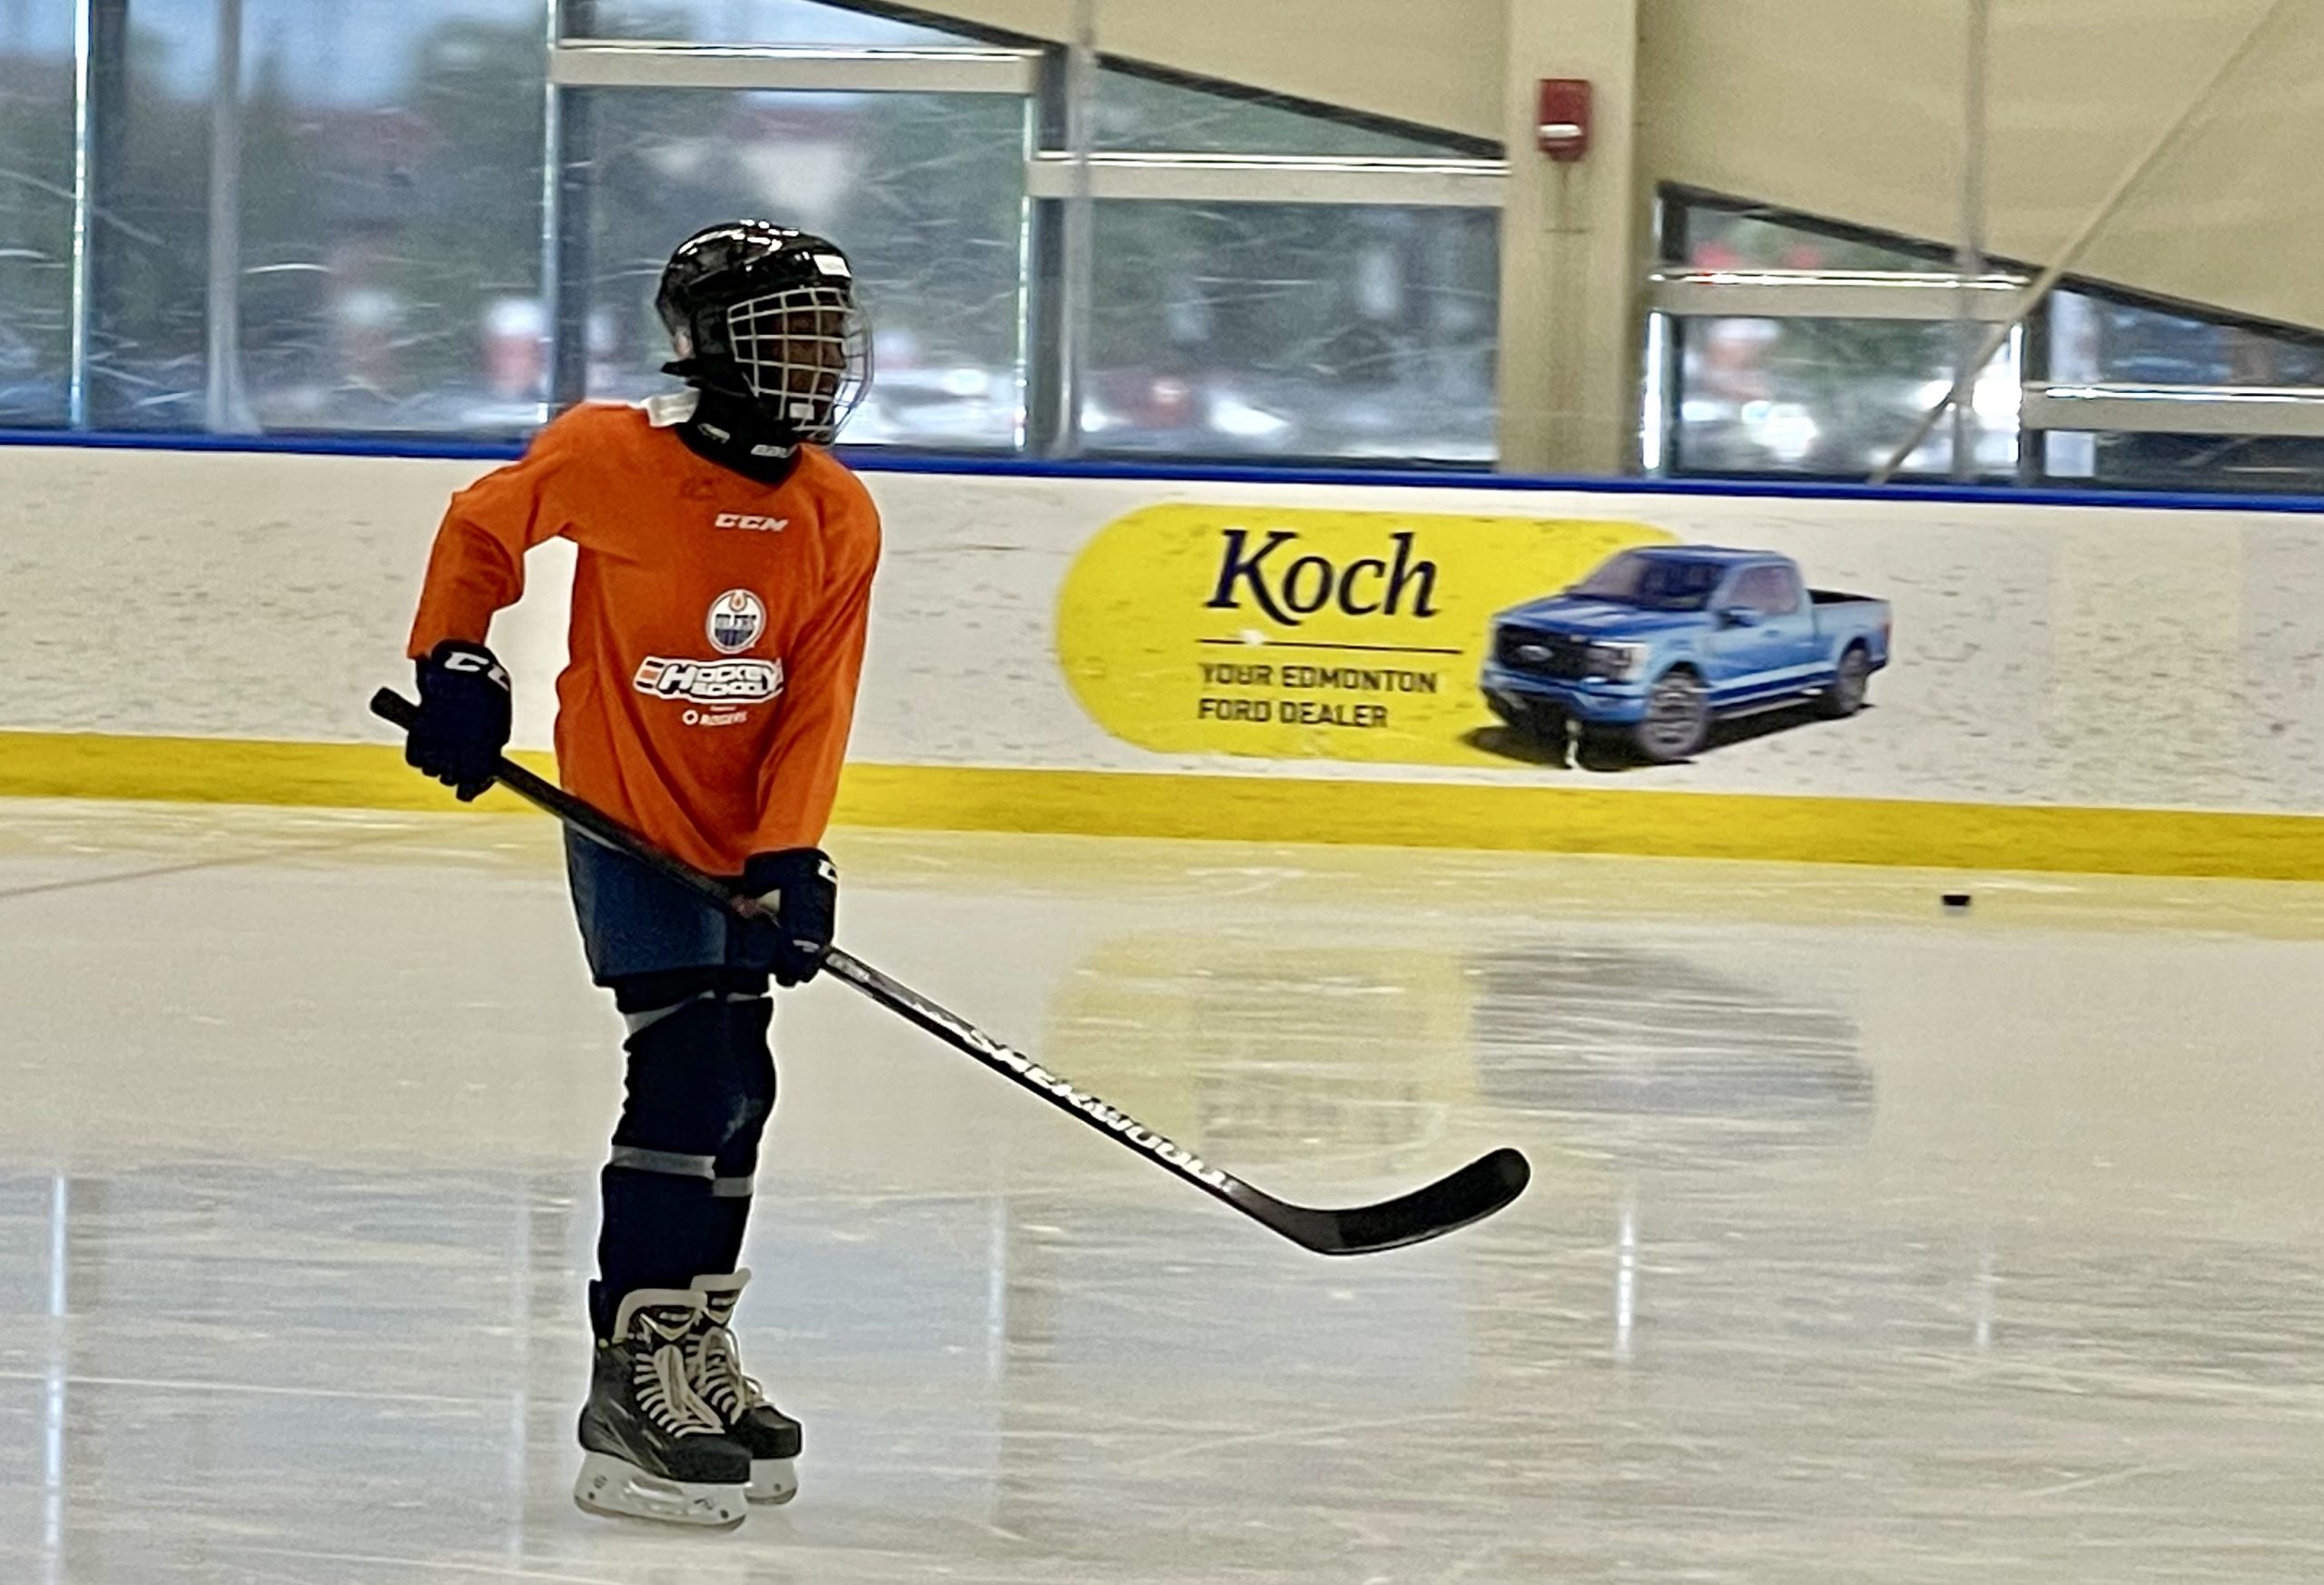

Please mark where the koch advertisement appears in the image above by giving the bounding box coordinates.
[1056,503,1894,772]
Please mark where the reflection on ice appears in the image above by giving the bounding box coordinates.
[1468,944,1875,1155]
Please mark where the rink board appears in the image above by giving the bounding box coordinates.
[3,730,2322,880]
[2,440,2322,877]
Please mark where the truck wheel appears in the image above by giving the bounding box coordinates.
[1631,670,1709,763]
[1818,645,1871,719]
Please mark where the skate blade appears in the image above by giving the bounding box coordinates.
[748,1457,798,1505]
[574,1452,749,1530]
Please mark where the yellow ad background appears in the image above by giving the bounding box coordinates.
[1057,504,1673,765]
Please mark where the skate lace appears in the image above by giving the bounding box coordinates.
[634,1339,725,1437]
[691,1324,768,1419]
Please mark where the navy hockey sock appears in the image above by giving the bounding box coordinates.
[704,993,776,1275]
[590,985,781,1329]
[593,995,765,1337]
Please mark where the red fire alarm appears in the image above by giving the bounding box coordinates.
[1536,79,1592,162]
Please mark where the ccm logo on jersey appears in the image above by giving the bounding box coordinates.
[714,512,788,533]
[633,657,785,704]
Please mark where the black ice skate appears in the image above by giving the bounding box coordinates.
[689,1271,803,1505]
[574,1285,753,1529]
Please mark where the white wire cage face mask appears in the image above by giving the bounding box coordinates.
[724,283,871,447]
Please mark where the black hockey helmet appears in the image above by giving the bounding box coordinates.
[655,220,871,447]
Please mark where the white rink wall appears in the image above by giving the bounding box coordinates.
[3,441,2323,819]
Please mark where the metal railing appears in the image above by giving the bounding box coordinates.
[1644,269,2027,324]
[2023,385,2324,438]
[1024,152,1508,207]
[549,40,1044,94]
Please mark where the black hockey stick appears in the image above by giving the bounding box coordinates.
[370,689,1529,1255]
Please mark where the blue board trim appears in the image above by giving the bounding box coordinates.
[0,427,527,463]
[2,425,2320,517]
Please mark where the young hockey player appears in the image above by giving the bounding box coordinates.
[400,221,881,1529]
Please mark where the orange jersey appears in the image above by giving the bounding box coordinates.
[408,399,881,874]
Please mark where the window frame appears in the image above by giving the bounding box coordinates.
[1652,185,2324,497]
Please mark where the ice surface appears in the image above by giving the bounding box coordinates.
[2,799,2321,1582]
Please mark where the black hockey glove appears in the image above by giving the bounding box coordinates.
[738,848,838,987]
[407,640,512,802]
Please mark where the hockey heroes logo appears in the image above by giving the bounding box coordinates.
[633,656,784,705]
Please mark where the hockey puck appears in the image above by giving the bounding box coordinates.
[1941,892,1973,910]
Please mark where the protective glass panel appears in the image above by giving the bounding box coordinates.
[1090,67,1492,158]
[94,0,548,435]
[1082,202,1498,463]
[237,0,548,435]
[1675,200,1941,274]
[577,87,1025,451]
[2050,290,2324,388]
[2043,289,2324,492]
[0,3,74,427]
[577,0,969,46]
[1670,318,2019,479]
[1662,197,2017,480]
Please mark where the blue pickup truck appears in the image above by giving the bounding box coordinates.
[1481,546,1892,763]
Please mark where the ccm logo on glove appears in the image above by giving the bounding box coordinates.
[408,639,514,802]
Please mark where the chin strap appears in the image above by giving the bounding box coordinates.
[667,381,803,486]
[658,357,726,389]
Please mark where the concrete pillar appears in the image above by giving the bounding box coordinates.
[1495,0,1644,477]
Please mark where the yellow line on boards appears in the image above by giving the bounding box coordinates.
[2,729,2320,881]
[0,733,560,814]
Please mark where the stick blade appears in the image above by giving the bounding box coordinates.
[1243,1147,1531,1256]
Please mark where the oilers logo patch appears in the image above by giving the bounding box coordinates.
[707,589,766,655]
